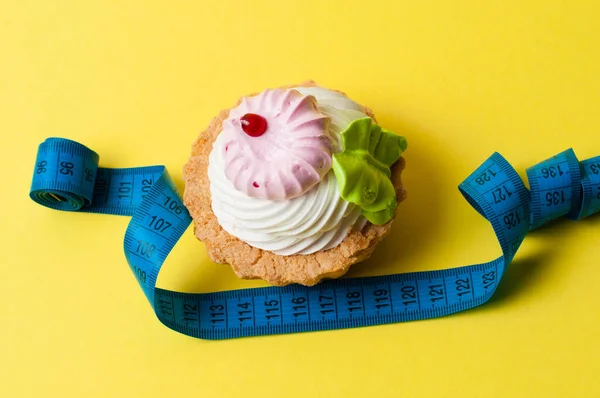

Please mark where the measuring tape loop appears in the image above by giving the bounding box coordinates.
[30,138,600,339]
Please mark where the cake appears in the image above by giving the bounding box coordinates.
[183,81,407,286]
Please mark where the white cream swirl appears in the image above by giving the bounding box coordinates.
[208,87,370,255]
[294,87,368,153]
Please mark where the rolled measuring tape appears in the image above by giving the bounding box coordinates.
[30,138,600,339]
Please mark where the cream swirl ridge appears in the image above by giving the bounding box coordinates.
[294,87,368,152]
[221,89,332,200]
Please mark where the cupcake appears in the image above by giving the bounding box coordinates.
[183,81,407,286]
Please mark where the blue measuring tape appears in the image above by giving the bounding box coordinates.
[30,138,600,339]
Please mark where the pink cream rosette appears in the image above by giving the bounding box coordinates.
[220,89,332,200]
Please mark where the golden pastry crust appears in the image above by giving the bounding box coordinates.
[183,81,406,286]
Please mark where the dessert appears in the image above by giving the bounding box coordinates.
[183,81,407,286]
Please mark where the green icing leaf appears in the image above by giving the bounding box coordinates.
[332,117,407,225]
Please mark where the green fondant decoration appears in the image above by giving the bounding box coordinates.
[332,117,407,225]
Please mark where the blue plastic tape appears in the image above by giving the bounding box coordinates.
[30,138,600,339]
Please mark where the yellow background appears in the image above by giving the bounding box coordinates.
[1,1,599,397]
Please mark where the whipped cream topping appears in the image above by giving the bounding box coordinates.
[208,87,370,256]
[221,89,332,200]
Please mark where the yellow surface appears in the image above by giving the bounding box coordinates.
[1,0,599,397]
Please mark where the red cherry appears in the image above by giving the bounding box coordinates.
[240,113,267,137]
